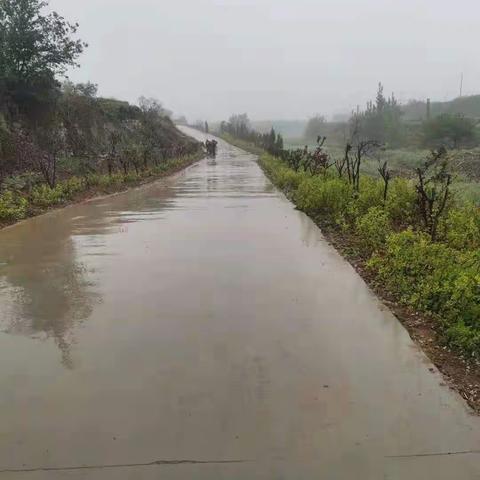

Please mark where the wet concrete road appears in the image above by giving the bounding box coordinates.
[0,127,479,479]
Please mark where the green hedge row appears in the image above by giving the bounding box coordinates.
[0,154,200,224]
[259,153,480,356]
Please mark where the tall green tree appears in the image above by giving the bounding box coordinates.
[352,83,404,146]
[0,0,86,119]
[59,81,103,157]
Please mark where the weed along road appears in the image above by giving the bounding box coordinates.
[0,126,479,480]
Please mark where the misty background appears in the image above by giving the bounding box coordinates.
[49,0,478,121]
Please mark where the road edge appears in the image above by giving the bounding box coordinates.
[220,135,480,415]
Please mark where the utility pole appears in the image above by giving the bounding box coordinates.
[459,73,463,97]
[426,98,431,120]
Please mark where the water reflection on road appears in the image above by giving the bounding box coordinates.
[0,180,179,368]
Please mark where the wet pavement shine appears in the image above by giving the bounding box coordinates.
[0,127,479,479]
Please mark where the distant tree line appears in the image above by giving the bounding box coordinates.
[303,83,478,150]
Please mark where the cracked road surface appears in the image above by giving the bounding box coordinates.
[0,127,479,479]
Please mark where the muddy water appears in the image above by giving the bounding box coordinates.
[0,127,479,479]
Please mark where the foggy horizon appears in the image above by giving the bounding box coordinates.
[49,0,479,122]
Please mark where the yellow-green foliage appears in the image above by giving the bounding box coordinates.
[259,154,307,195]
[0,190,28,221]
[86,173,123,189]
[445,206,480,250]
[30,177,88,207]
[30,184,66,207]
[275,166,305,192]
[123,172,142,183]
[0,153,200,223]
[62,176,85,196]
[369,230,480,354]
[259,151,480,356]
[356,207,391,255]
[385,178,417,227]
[295,175,353,221]
[352,177,384,217]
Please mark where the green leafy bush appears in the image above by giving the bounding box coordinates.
[92,173,124,189]
[444,259,480,328]
[369,230,480,352]
[385,178,417,227]
[369,229,456,309]
[274,166,305,193]
[356,207,391,255]
[295,176,353,221]
[260,154,305,194]
[445,206,480,251]
[30,184,66,207]
[0,191,28,221]
[123,172,141,183]
[258,146,480,356]
[445,322,480,354]
[258,153,281,176]
[62,176,85,197]
[352,177,384,217]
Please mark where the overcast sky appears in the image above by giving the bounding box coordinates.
[49,0,479,121]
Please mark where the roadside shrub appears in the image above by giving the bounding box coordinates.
[123,172,141,183]
[62,176,85,197]
[93,173,124,189]
[384,178,417,227]
[0,190,28,221]
[259,154,306,194]
[84,174,100,188]
[369,229,459,310]
[0,152,199,230]
[445,206,480,251]
[295,176,353,221]
[352,177,384,217]
[259,154,281,177]
[445,322,480,355]
[443,258,480,329]
[356,207,391,255]
[369,230,480,350]
[152,163,169,174]
[30,184,66,207]
[275,166,305,193]
[260,148,480,356]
